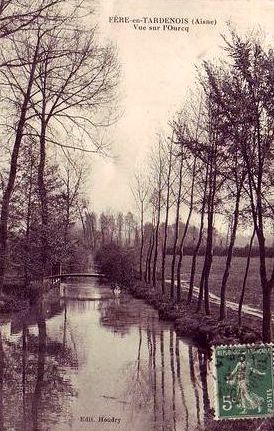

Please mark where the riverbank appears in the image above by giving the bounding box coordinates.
[0,277,31,317]
[126,280,262,349]
[126,281,274,431]
[0,280,60,321]
[2,275,272,430]
[0,292,28,317]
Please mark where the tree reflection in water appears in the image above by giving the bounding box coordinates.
[0,302,77,431]
[160,329,165,431]
[31,316,46,430]
[188,345,201,426]
[0,288,215,431]
[198,350,211,416]
[98,295,144,336]
[170,330,177,431]
[115,303,212,431]
[175,334,189,431]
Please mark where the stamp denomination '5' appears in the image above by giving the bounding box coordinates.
[214,344,274,420]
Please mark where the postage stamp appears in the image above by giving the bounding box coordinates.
[213,344,274,420]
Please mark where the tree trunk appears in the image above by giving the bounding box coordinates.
[196,262,206,312]
[256,218,272,342]
[201,143,218,315]
[198,206,214,315]
[238,229,255,326]
[187,160,209,304]
[203,231,213,316]
[176,219,190,303]
[139,202,144,280]
[170,154,184,300]
[247,169,272,341]
[188,202,205,304]
[38,120,49,276]
[176,158,196,302]
[219,189,241,320]
[262,283,272,343]
[64,179,70,246]
[0,38,39,292]
[152,193,161,288]
[147,222,155,285]
[145,226,153,283]
[161,145,173,295]
[24,147,34,285]
[77,204,87,244]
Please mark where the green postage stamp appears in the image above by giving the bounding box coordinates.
[214,344,274,420]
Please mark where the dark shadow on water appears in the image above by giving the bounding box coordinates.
[0,298,77,430]
[198,350,211,416]
[31,312,46,430]
[188,345,201,426]
[175,334,189,431]
[170,330,177,431]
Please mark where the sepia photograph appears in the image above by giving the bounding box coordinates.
[1,0,274,430]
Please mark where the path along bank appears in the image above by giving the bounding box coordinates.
[126,280,263,350]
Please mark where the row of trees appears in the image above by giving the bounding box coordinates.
[132,29,274,342]
[80,209,139,249]
[0,1,119,287]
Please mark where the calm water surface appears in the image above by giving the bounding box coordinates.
[0,279,215,431]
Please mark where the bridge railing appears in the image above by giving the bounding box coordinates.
[46,272,106,280]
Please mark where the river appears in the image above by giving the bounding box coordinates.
[0,278,215,431]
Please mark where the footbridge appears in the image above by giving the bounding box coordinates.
[47,272,106,282]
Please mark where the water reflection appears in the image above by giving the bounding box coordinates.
[0,282,214,431]
[198,350,211,417]
[96,290,212,430]
[188,346,201,426]
[0,300,77,430]
[170,330,177,431]
[31,315,46,431]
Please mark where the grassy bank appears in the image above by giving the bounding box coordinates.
[0,278,30,315]
[126,280,262,348]
[126,280,274,431]
[0,292,28,316]
[165,255,272,310]
[95,246,273,430]
[94,245,266,346]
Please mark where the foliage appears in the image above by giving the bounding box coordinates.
[95,243,136,287]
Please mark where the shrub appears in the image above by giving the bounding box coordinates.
[95,243,136,287]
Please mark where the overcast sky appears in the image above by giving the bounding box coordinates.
[86,0,274,232]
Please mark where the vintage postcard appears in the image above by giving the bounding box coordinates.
[1,0,274,430]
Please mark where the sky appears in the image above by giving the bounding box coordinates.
[86,0,274,233]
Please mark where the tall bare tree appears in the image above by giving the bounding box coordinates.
[27,17,118,274]
[170,148,185,300]
[0,28,42,290]
[161,135,174,294]
[204,30,274,341]
[131,168,149,280]
[151,140,164,288]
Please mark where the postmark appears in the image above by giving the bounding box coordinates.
[213,344,274,420]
